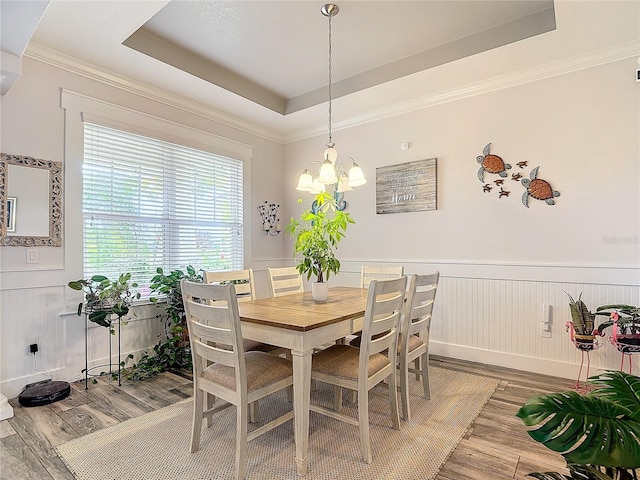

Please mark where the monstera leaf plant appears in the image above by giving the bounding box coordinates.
[516,370,640,480]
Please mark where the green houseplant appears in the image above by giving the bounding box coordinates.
[143,265,203,374]
[594,304,640,355]
[285,191,354,302]
[68,273,140,385]
[516,370,640,480]
[68,273,140,333]
[565,291,597,350]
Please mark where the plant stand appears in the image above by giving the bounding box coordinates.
[608,334,640,374]
[566,322,601,392]
[84,313,122,389]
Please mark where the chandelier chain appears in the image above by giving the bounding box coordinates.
[327,12,333,146]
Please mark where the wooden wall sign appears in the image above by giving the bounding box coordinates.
[376,158,437,214]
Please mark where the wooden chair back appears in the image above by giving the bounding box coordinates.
[268,266,304,297]
[360,265,404,288]
[401,272,439,343]
[203,269,256,302]
[360,277,408,364]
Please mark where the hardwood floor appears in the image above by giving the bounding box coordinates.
[1,356,573,479]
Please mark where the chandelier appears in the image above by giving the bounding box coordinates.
[296,3,366,197]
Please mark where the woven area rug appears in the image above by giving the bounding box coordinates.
[56,367,498,480]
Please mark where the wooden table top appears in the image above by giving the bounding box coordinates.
[238,286,368,332]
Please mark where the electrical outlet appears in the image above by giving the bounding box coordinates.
[541,323,551,338]
[541,304,552,338]
[26,336,39,355]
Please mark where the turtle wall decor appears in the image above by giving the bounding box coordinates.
[476,143,511,182]
[475,143,561,207]
[521,166,561,207]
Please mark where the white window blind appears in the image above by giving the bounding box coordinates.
[83,123,244,293]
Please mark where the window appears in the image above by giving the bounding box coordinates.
[83,123,244,295]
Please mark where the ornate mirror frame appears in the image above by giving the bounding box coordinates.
[0,153,63,247]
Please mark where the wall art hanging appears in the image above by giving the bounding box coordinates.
[475,143,561,207]
[376,158,436,214]
[476,143,511,182]
[521,166,561,207]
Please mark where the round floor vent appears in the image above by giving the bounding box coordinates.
[18,380,71,407]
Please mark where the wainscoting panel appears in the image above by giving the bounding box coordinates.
[334,260,640,379]
[2,260,638,398]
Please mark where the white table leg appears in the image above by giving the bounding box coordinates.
[291,348,313,476]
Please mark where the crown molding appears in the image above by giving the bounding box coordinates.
[23,40,638,146]
[284,41,640,144]
[24,43,285,144]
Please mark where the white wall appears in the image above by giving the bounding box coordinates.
[0,58,286,398]
[284,55,640,379]
[1,0,639,398]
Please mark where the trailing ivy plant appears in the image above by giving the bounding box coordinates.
[119,266,203,381]
[517,370,640,480]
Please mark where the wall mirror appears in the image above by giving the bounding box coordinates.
[0,153,63,247]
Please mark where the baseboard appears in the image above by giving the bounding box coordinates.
[0,347,153,400]
[429,341,614,381]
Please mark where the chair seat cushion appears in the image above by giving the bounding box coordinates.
[350,333,424,353]
[312,344,389,381]
[202,351,292,392]
[215,339,280,353]
[406,334,425,353]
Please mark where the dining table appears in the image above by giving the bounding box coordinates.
[237,286,369,476]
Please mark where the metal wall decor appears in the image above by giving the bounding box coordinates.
[477,143,511,182]
[521,166,561,207]
[257,201,281,236]
[476,143,561,208]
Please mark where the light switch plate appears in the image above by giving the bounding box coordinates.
[26,248,39,264]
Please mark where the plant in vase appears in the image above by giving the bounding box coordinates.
[594,304,640,355]
[285,191,355,302]
[68,273,140,334]
[68,273,140,384]
[564,291,597,351]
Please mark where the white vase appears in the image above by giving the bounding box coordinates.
[311,281,329,303]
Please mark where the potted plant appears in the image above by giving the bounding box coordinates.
[564,291,597,350]
[285,191,355,302]
[68,273,140,385]
[146,266,203,373]
[594,304,640,354]
[68,273,140,333]
[516,370,640,479]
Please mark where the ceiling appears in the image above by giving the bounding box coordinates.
[2,0,558,140]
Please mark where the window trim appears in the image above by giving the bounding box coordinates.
[61,89,254,279]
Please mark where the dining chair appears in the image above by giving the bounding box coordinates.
[398,272,439,421]
[203,269,278,353]
[181,280,294,480]
[267,266,304,297]
[350,265,404,342]
[310,276,407,464]
[361,265,404,288]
